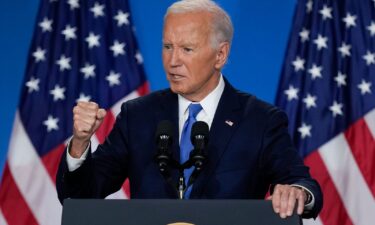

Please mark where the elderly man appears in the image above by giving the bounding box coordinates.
[57,0,323,219]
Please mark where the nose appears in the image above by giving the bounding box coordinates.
[169,49,182,67]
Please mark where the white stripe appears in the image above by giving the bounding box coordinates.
[0,209,8,225]
[7,112,62,225]
[364,108,375,139]
[111,90,140,116]
[105,188,128,199]
[303,216,323,225]
[91,135,100,153]
[319,133,375,225]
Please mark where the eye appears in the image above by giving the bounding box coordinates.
[183,47,193,53]
[163,44,172,50]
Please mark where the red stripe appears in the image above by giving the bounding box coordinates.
[305,151,353,225]
[122,179,131,198]
[137,81,150,96]
[41,143,66,184]
[95,112,116,144]
[344,118,375,197]
[0,164,39,225]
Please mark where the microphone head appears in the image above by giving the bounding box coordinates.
[155,120,174,143]
[191,121,209,143]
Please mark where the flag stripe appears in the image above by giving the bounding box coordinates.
[7,112,61,225]
[303,216,324,225]
[41,143,66,184]
[0,209,9,225]
[344,117,375,197]
[0,165,38,225]
[319,134,375,225]
[305,151,353,225]
[365,108,375,139]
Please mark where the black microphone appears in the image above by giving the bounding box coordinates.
[190,121,209,171]
[155,120,174,173]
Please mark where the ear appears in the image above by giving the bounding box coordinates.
[214,42,230,70]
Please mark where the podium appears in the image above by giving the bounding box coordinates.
[62,199,302,225]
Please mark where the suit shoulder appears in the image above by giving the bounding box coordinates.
[235,90,287,121]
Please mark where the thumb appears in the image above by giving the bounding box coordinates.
[92,109,106,132]
[96,108,107,121]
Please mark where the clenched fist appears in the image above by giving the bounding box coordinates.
[70,101,106,158]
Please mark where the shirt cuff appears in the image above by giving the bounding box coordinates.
[291,184,315,211]
[66,140,90,172]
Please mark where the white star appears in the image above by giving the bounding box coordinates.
[80,63,96,79]
[56,55,71,71]
[298,123,312,139]
[114,10,130,27]
[32,47,46,62]
[342,13,357,28]
[284,85,299,101]
[67,0,79,10]
[39,17,53,32]
[334,72,347,87]
[110,40,126,57]
[313,34,328,50]
[363,51,375,65]
[135,51,143,64]
[299,28,310,42]
[50,84,66,101]
[85,32,100,49]
[329,101,344,117]
[338,42,351,57]
[90,2,105,18]
[76,93,91,103]
[25,77,40,93]
[106,71,121,86]
[306,0,313,13]
[367,21,375,36]
[292,56,305,72]
[43,115,59,132]
[319,5,333,20]
[61,25,77,41]
[308,64,323,80]
[357,80,372,95]
[303,94,317,109]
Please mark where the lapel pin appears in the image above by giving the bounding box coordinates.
[225,120,234,126]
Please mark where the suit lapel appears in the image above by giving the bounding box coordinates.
[191,80,243,197]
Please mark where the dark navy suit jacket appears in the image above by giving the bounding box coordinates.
[56,79,323,218]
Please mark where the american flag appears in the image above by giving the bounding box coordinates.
[0,0,148,224]
[276,0,375,224]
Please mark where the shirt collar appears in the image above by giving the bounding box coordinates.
[178,74,225,120]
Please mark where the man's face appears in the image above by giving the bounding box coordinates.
[162,12,224,101]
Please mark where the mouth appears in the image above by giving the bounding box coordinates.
[168,73,185,81]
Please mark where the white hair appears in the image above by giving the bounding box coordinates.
[165,0,234,49]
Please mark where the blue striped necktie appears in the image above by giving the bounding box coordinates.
[180,103,202,199]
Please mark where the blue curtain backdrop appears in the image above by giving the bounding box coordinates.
[0,0,295,178]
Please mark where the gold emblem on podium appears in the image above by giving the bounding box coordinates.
[168,223,194,225]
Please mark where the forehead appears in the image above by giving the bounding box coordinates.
[163,12,212,43]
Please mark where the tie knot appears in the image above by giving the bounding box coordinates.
[188,103,202,119]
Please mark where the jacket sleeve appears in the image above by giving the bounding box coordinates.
[260,108,323,219]
[56,103,130,204]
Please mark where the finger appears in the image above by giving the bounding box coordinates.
[97,108,107,120]
[279,187,290,218]
[74,114,97,127]
[297,190,306,215]
[286,189,297,216]
[266,195,272,200]
[272,185,281,213]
